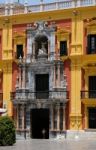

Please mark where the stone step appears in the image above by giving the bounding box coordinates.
[66,130,96,140]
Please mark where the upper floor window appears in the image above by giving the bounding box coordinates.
[16,44,24,59]
[87,34,96,54]
[60,41,67,56]
[89,76,96,98]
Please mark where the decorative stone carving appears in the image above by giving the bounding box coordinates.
[38,42,47,55]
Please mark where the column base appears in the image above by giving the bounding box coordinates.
[70,114,82,130]
[49,130,67,139]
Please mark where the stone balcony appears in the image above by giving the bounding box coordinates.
[11,88,69,104]
[0,0,96,16]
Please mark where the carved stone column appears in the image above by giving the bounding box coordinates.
[32,41,35,61]
[54,65,56,87]
[19,67,22,89]
[48,41,50,60]
[50,106,54,130]
[63,105,65,130]
[57,105,60,131]
[57,63,60,87]
[22,66,26,89]
[27,34,32,62]
[16,104,19,129]
[22,104,25,129]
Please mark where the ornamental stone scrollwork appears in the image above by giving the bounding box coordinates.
[27,21,57,33]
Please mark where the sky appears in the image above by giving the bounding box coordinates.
[0,0,57,5]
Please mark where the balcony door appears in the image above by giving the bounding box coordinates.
[35,74,49,99]
[88,107,96,128]
[89,76,96,98]
[87,34,96,54]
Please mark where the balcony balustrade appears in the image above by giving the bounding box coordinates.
[0,0,96,16]
[81,90,96,99]
[11,89,69,103]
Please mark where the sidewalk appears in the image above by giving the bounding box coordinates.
[0,139,96,150]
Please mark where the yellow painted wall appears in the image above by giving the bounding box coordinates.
[1,5,96,127]
[2,20,12,116]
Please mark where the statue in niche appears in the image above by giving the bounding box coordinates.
[38,42,47,55]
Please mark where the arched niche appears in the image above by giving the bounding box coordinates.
[34,34,48,59]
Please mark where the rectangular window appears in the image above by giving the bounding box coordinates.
[89,76,96,98]
[60,41,67,56]
[16,44,24,59]
[87,34,96,54]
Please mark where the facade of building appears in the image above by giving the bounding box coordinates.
[0,0,96,139]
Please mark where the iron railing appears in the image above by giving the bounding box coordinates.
[81,90,96,99]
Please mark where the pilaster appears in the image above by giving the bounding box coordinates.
[71,12,83,55]
[70,58,82,129]
[3,62,12,116]
[2,20,12,59]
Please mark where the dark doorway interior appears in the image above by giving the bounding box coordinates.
[30,108,49,139]
[35,74,49,99]
[88,107,96,128]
